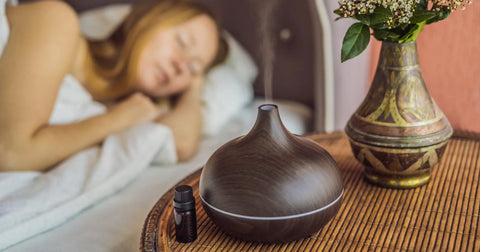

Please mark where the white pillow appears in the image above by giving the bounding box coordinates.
[78,5,258,137]
[201,32,257,136]
[79,4,131,40]
[0,0,12,56]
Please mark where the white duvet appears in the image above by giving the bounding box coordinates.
[0,74,179,250]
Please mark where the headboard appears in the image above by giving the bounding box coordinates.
[20,0,334,132]
[195,0,332,133]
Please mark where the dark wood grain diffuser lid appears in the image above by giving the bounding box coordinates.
[199,105,343,218]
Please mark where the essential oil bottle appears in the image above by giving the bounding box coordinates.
[173,185,197,243]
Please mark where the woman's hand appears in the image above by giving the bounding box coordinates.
[155,76,204,161]
[109,92,165,130]
[189,76,204,91]
[174,76,203,102]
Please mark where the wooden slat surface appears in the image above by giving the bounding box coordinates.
[140,132,480,252]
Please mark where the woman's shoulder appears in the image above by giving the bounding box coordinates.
[2,1,83,90]
[7,1,80,37]
[4,1,82,71]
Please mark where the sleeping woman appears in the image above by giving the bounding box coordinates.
[0,0,226,172]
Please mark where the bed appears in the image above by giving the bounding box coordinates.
[3,0,369,251]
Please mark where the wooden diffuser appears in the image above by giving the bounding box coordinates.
[199,104,343,242]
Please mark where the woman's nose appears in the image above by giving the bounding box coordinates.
[173,51,198,75]
[171,59,183,75]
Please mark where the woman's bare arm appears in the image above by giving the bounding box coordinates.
[156,79,203,161]
[0,2,160,172]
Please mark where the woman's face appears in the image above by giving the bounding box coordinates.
[136,14,219,98]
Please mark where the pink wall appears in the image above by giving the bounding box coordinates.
[369,4,480,132]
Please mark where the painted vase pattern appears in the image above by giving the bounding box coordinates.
[345,41,453,188]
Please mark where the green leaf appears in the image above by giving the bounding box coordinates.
[409,10,437,24]
[341,23,371,62]
[416,0,428,11]
[398,21,426,43]
[369,6,393,28]
[373,29,401,41]
[353,6,392,28]
[355,14,371,26]
[427,6,451,24]
[436,8,451,21]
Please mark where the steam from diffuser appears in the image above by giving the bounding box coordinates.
[258,0,280,103]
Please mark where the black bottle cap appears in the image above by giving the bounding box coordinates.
[173,185,195,210]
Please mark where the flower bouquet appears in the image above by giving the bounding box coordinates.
[334,0,472,62]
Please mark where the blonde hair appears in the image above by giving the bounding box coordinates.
[87,0,227,101]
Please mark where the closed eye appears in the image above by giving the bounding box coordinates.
[176,31,189,50]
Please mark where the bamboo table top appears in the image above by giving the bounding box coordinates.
[140,132,480,252]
